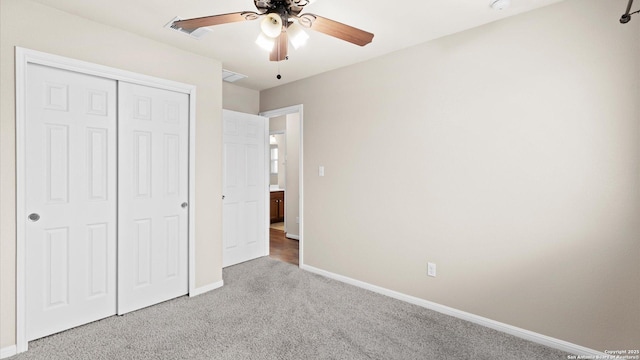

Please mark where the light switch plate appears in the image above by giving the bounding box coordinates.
[428,262,437,277]
[319,166,325,177]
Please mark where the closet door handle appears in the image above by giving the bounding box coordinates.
[181,202,188,209]
[28,213,41,222]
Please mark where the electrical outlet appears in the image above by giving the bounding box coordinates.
[427,262,437,277]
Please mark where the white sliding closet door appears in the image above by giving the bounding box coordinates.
[117,82,189,314]
[25,64,117,341]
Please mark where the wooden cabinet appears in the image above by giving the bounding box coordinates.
[270,191,285,223]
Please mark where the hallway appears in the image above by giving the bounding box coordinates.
[269,227,299,266]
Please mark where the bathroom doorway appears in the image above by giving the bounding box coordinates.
[261,106,303,266]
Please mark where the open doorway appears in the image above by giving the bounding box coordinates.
[268,129,297,265]
[261,105,303,267]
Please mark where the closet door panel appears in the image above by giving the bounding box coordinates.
[25,64,117,341]
[117,82,189,314]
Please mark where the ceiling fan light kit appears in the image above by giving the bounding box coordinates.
[256,32,276,52]
[173,0,374,63]
[261,13,283,38]
[287,22,310,49]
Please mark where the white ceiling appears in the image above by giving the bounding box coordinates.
[31,0,564,90]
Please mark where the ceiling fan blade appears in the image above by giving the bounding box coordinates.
[270,31,289,62]
[173,12,260,30]
[298,14,374,46]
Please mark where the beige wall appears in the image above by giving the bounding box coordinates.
[276,134,286,189]
[222,82,260,114]
[285,113,300,237]
[270,116,287,187]
[0,0,223,348]
[269,115,286,131]
[261,0,640,351]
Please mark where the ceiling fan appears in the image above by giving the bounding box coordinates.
[173,0,374,62]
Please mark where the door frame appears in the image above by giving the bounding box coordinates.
[15,47,198,353]
[259,105,304,266]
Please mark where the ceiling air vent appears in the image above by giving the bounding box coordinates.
[222,69,248,83]
[165,16,212,40]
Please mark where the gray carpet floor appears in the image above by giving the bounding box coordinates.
[14,257,569,359]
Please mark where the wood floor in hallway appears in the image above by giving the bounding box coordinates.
[269,228,299,266]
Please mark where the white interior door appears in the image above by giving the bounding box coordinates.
[117,82,189,314]
[223,110,267,267]
[25,64,117,340]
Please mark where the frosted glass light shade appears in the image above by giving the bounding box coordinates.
[288,22,309,49]
[260,13,283,38]
[256,33,275,52]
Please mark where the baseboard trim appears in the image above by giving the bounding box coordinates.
[0,345,17,359]
[285,233,299,240]
[300,264,607,357]
[189,280,224,297]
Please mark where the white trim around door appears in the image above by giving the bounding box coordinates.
[259,105,304,267]
[15,47,198,354]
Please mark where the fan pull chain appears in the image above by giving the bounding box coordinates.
[277,33,282,80]
[277,58,281,80]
